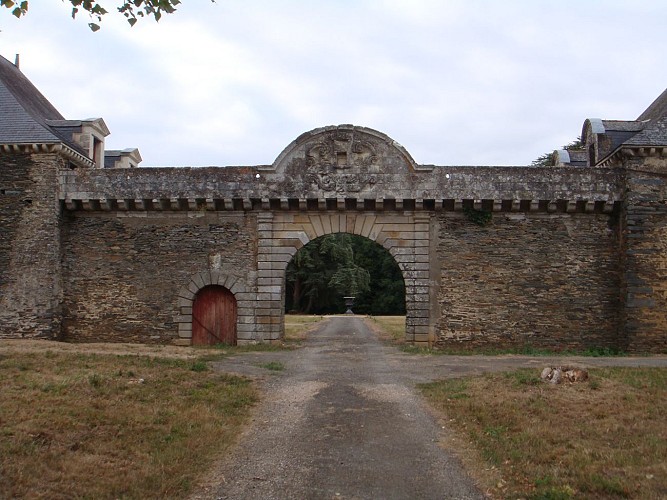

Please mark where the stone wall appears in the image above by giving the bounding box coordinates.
[61,211,257,343]
[3,126,667,352]
[0,152,64,339]
[435,211,621,350]
[621,158,667,352]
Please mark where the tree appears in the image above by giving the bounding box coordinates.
[285,234,369,314]
[1,0,213,31]
[349,237,405,315]
[285,234,405,316]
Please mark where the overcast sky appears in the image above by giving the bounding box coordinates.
[1,1,666,167]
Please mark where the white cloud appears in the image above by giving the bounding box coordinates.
[1,0,666,166]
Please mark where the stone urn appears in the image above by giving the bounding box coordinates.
[344,296,356,315]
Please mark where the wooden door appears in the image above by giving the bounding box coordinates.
[192,286,237,345]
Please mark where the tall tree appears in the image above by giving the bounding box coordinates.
[349,237,405,315]
[285,234,404,315]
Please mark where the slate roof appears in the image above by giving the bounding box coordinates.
[566,149,587,167]
[0,54,82,151]
[592,90,667,165]
[621,116,667,147]
[622,88,667,147]
[599,120,644,151]
[637,88,667,122]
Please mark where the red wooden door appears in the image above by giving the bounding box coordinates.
[192,286,237,345]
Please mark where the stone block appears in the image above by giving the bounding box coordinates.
[234,292,257,301]
[237,323,256,333]
[309,215,325,237]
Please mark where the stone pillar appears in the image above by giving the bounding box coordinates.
[0,152,64,339]
[620,158,667,352]
[256,212,295,342]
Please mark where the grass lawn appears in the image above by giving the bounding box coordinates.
[420,367,667,499]
[366,315,406,343]
[284,314,327,342]
[0,350,257,499]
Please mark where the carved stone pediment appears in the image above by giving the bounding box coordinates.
[270,125,418,196]
[303,130,380,193]
[306,130,380,171]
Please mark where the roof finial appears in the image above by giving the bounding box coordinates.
[14,54,19,69]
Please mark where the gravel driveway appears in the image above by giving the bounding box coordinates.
[190,316,667,499]
[193,317,484,499]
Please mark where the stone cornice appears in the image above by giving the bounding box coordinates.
[61,196,619,215]
[598,146,667,167]
[0,142,94,168]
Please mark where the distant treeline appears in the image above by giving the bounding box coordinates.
[285,234,406,315]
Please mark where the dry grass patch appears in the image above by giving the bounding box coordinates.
[284,314,327,342]
[0,351,257,499]
[366,315,406,343]
[420,367,667,499]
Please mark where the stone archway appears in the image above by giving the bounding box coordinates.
[284,233,406,316]
[175,271,255,345]
[255,212,434,344]
[192,285,237,345]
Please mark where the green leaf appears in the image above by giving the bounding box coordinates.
[88,22,100,31]
[12,7,22,17]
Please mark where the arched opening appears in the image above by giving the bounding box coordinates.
[192,285,237,345]
[285,233,406,316]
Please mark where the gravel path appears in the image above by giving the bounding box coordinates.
[192,316,485,499]
[185,316,666,499]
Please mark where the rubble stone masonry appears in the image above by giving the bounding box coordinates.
[2,125,666,352]
[621,158,667,352]
[0,152,64,339]
[435,212,621,350]
[61,211,257,343]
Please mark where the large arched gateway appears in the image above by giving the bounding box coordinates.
[51,124,642,350]
[1,55,667,352]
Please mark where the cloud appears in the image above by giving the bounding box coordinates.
[1,0,666,166]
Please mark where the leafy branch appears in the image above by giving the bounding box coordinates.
[2,0,215,31]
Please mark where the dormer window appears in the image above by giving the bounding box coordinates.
[103,148,142,168]
[46,117,110,168]
[79,119,110,168]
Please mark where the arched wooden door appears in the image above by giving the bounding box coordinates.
[192,285,237,345]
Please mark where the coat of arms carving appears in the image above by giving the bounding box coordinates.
[305,131,380,193]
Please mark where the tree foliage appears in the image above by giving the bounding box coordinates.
[285,234,405,316]
[1,0,213,31]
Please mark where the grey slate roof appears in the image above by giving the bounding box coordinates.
[600,120,644,151]
[621,88,667,147]
[566,149,587,167]
[637,88,667,122]
[621,116,667,147]
[0,54,82,151]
